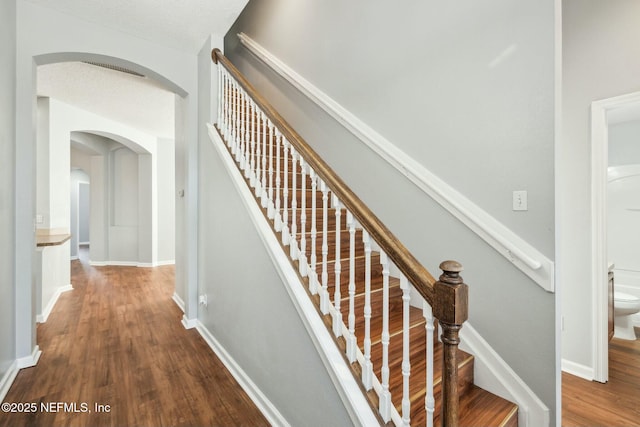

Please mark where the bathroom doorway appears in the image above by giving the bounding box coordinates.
[591,90,640,382]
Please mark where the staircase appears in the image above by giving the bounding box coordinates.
[211,49,519,427]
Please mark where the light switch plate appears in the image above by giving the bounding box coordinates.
[513,190,528,211]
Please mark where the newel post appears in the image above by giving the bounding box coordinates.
[433,260,469,427]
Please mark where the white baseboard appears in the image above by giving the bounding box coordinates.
[561,358,594,381]
[90,260,175,268]
[181,315,198,330]
[16,345,41,369]
[0,360,19,402]
[106,261,138,267]
[460,324,549,427]
[70,255,79,261]
[37,284,73,323]
[195,321,290,427]
[172,292,185,312]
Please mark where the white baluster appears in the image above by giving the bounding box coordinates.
[242,90,249,174]
[346,211,357,363]
[281,139,290,245]
[299,159,308,277]
[254,108,262,197]
[332,197,342,338]
[309,168,318,294]
[260,111,267,208]
[234,81,241,161]
[217,64,222,128]
[238,87,246,166]
[320,180,329,315]
[274,129,282,231]
[225,70,231,145]
[362,230,373,390]
[267,122,275,219]
[249,100,256,188]
[230,79,237,155]
[424,301,435,427]
[289,149,298,259]
[379,251,391,423]
[401,275,411,426]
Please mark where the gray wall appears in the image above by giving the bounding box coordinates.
[225,0,556,422]
[0,0,16,378]
[561,0,640,372]
[79,183,90,243]
[157,138,175,262]
[70,169,90,258]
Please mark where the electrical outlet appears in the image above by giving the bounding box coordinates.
[512,190,528,211]
[198,294,208,307]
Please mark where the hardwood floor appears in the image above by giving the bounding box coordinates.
[563,327,640,426]
[0,248,270,427]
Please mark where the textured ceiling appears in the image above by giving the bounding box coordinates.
[23,0,247,53]
[38,61,176,138]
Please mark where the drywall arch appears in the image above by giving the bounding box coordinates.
[16,0,199,365]
[85,130,152,155]
[35,52,188,98]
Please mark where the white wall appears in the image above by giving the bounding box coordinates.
[560,0,640,373]
[609,120,640,166]
[15,0,199,360]
[40,98,175,266]
[0,0,16,383]
[225,0,557,421]
[607,164,640,292]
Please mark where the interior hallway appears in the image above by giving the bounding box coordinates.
[563,328,640,426]
[0,246,270,427]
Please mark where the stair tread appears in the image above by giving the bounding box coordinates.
[431,385,519,427]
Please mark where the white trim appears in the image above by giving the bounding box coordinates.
[460,324,549,427]
[0,361,19,402]
[154,259,176,266]
[208,124,380,427]
[172,292,185,312]
[590,91,640,383]
[181,315,198,330]
[70,255,79,261]
[89,260,175,267]
[105,261,138,267]
[561,359,594,381]
[37,284,73,323]
[16,345,42,369]
[78,241,90,246]
[237,32,555,293]
[196,321,291,427]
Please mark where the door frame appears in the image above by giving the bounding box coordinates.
[590,90,640,382]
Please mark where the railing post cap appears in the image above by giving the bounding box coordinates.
[439,260,463,274]
[211,48,221,64]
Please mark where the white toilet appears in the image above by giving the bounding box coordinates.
[614,291,640,340]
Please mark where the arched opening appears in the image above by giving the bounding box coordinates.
[16,53,197,366]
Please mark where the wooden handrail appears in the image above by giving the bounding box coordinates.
[212,48,437,304]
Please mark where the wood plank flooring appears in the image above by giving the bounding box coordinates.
[0,248,270,427]
[563,328,640,426]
